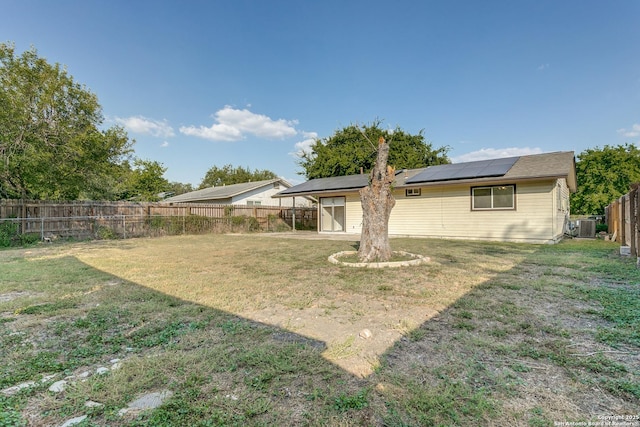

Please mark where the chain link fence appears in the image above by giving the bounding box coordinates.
[0,211,315,247]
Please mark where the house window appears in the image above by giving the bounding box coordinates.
[247,201,261,206]
[273,183,280,189]
[472,185,515,210]
[405,188,421,197]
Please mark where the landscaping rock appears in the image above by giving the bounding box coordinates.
[59,415,87,427]
[95,367,110,375]
[118,390,173,416]
[1,381,35,396]
[85,400,103,408]
[1,374,59,396]
[48,380,67,393]
[359,328,372,339]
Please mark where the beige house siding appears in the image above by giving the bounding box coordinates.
[344,195,363,232]
[552,178,571,240]
[338,180,564,243]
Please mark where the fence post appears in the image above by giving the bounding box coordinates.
[123,215,126,239]
[20,198,26,236]
[635,185,640,263]
[630,188,637,256]
[292,197,296,232]
[41,217,44,241]
[621,196,626,245]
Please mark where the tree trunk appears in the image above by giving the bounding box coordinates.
[358,136,396,262]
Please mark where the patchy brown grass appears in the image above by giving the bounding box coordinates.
[0,233,638,426]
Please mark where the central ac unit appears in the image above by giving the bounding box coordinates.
[577,219,596,238]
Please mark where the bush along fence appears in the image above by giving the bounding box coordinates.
[605,183,640,257]
[0,200,317,247]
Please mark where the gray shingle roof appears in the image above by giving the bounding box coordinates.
[275,151,576,197]
[275,174,369,197]
[163,179,287,203]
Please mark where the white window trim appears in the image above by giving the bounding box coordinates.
[471,185,516,210]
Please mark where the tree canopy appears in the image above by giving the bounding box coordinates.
[571,144,640,215]
[298,121,450,179]
[166,181,194,197]
[120,159,169,202]
[0,43,134,200]
[199,164,278,189]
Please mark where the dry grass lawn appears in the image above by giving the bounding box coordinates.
[0,233,638,426]
[72,233,507,377]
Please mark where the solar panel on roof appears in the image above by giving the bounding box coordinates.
[406,156,519,184]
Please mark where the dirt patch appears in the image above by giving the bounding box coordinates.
[0,291,32,302]
[247,298,441,376]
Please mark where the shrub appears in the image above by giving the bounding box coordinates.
[0,221,18,247]
[96,225,117,240]
[230,216,261,232]
[19,233,40,246]
[246,216,260,231]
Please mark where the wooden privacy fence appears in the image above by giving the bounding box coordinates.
[0,199,317,241]
[605,183,640,256]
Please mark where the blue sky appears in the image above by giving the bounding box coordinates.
[3,1,639,186]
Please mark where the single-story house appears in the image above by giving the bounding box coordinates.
[274,151,577,243]
[163,178,314,207]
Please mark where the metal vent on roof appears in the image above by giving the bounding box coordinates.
[406,156,519,184]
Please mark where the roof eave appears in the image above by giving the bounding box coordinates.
[273,187,365,198]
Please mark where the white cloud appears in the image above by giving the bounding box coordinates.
[160,141,169,147]
[180,122,242,141]
[114,116,175,138]
[537,63,549,71]
[617,124,640,138]
[179,106,298,141]
[451,147,543,163]
[291,131,318,157]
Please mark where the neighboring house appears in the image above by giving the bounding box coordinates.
[163,178,313,207]
[274,151,577,243]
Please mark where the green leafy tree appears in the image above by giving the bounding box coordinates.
[0,42,133,200]
[571,144,640,215]
[298,121,450,179]
[166,181,194,197]
[122,159,169,201]
[199,164,277,189]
